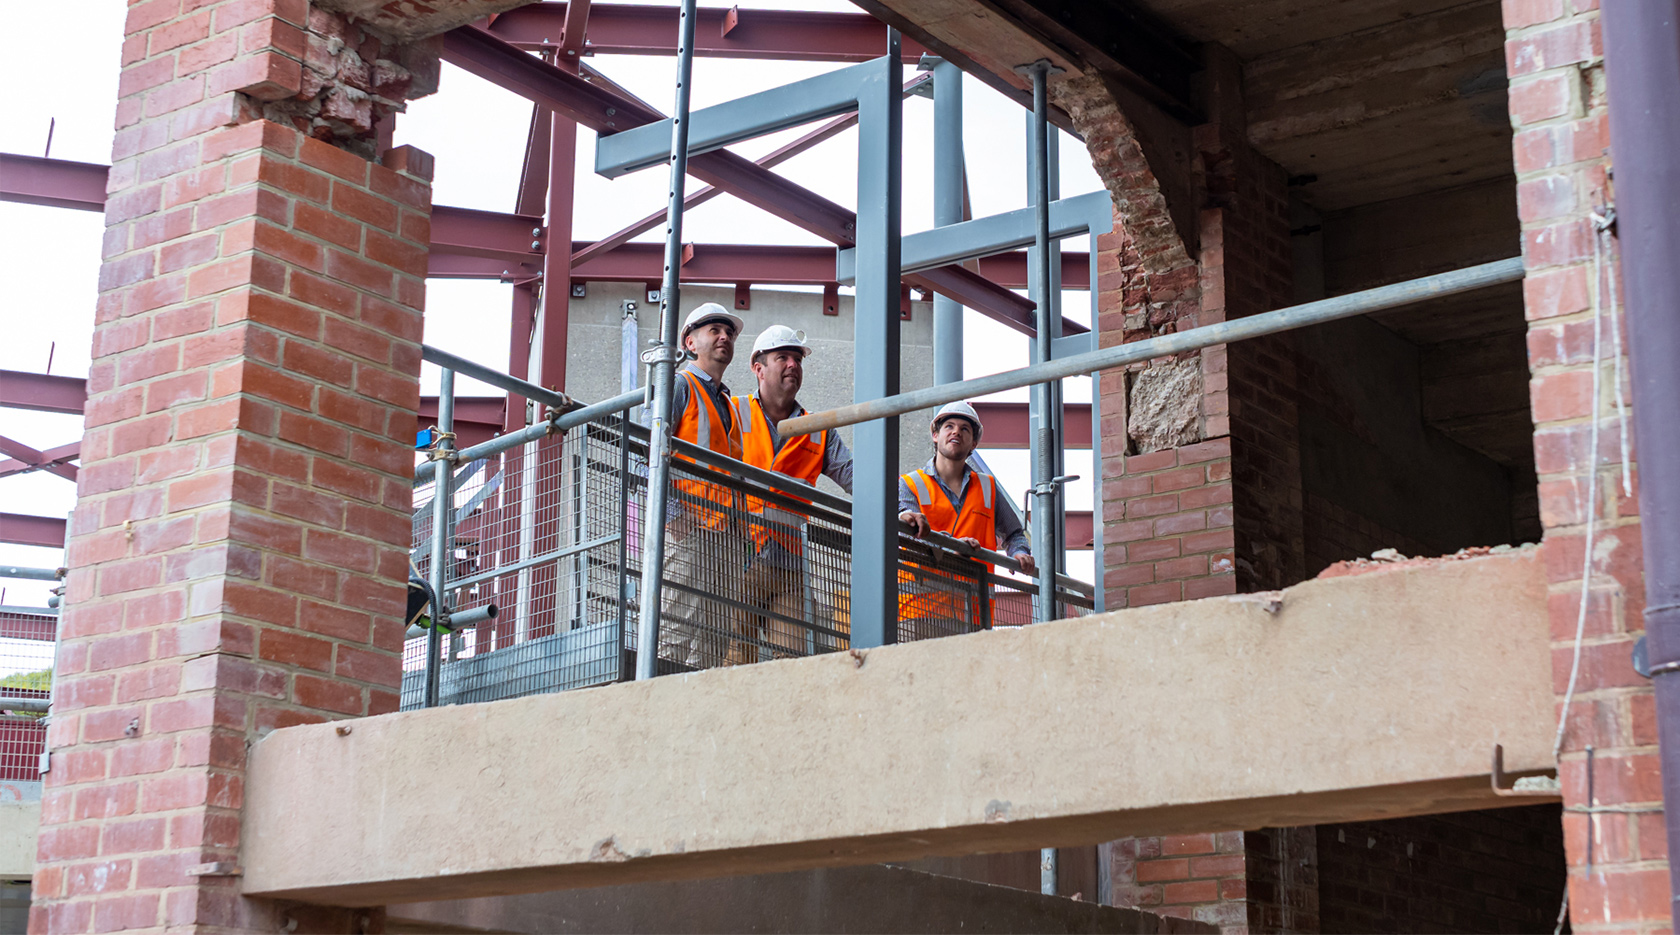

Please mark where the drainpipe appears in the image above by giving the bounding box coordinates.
[1600,4,1680,928]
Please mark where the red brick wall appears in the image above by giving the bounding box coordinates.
[1503,1,1660,930]
[1316,806,1565,933]
[32,0,434,929]
[1102,440,1236,606]
[1111,833,1251,932]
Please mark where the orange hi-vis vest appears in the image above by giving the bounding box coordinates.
[673,369,744,530]
[897,467,996,625]
[733,394,827,552]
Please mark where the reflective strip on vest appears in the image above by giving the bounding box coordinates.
[735,396,755,433]
[905,472,933,507]
[980,473,994,510]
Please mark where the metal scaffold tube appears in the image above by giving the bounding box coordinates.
[634,0,702,681]
[779,256,1528,438]
[424,368,457,708]
[931,57,964,387]
[1025,60,1058,899]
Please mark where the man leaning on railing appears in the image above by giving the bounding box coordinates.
[732,325,854,656]
[658,302,748,669]
[897,402,1035,634]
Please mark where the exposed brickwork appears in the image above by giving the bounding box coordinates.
[33,0,435,930]
[1244,827,1318,934]
[1103,440,1236,607]
[1503,2,1657,931]
[1316,806,1565,933]
[1111,833,1252,932]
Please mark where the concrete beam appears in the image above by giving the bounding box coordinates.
[242,549,1554,906]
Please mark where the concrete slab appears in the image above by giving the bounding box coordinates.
[385,864,1213,934]
[241,549,1553,906]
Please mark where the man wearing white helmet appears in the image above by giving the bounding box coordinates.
[730,325,854,655]
[657,302,748,669]
[897,401,1035,633]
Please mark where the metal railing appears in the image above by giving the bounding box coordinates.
[402,372,1093,710]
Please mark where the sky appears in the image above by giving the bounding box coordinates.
[0,0,1104,600]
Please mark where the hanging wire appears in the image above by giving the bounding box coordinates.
[1553,214,1616,759]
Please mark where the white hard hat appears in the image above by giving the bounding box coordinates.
[932,400,983,441]
[680,302,744,342]
[751,324,813,360]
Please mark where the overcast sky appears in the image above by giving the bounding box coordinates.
[0,0,1103,600]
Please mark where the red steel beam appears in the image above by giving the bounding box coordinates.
[428,241,1093,290]
[440,26,1050,336]
[569,70,935,270]
[0,436,76,482]
[970,402,1093,449]
[0,153,107,212]
[1,370,88,414]
[0,513,68,549]
[1066,510,1094,549]
[0,442,79,479]
[489,3,928,62]
[419,396,505,449]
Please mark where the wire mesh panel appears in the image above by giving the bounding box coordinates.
[402,407,1095,709]
[0,609,54,782]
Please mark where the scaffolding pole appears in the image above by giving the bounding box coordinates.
[779,257,1528,438]
[1024,60,1058,899]
[424,368,456,708]
[931,57,964,387]
[634,0,701,681]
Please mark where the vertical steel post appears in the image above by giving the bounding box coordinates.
[424,368,457,708]
[850,34,905,649]
[1026,62,1059,898]
[634,0,701,680]
[932,58,965,387]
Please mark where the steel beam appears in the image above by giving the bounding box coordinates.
[488,3,928,62]
[430,241,1091,292]
[440,26,1044,335]
[595,58,878,177]
[0,153,107,211]
[970,402,1090,449]
[1,370,87,414]
[0,435,77,482]
[0,513,68,549]
[0,441,79,478]
[836,190,1111,283]
[430,205,546,265]
[572,73,930,270]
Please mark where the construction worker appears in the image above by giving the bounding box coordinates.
[897,401,1035,635]
[731,325,853,656]
[657,302,747,669]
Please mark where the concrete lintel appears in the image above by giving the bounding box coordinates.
[241,550,1553,907]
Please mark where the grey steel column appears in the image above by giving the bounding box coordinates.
[634,0,701,681]
[424,368,456,708]
[850,33,904,649]
[932,58,965,387]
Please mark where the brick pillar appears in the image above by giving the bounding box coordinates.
[32,1,435,930]
[1504,2,1661,931]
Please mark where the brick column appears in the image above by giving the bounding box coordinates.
[1504,2,1662,931]
[32,1,435,930]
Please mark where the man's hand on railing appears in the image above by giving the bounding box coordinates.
[899,509,929,538]
[1014,552,1037,576]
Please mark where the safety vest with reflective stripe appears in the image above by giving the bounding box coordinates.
[733,395,826,552]
[673,369,744,530]
[897,467,996,625]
